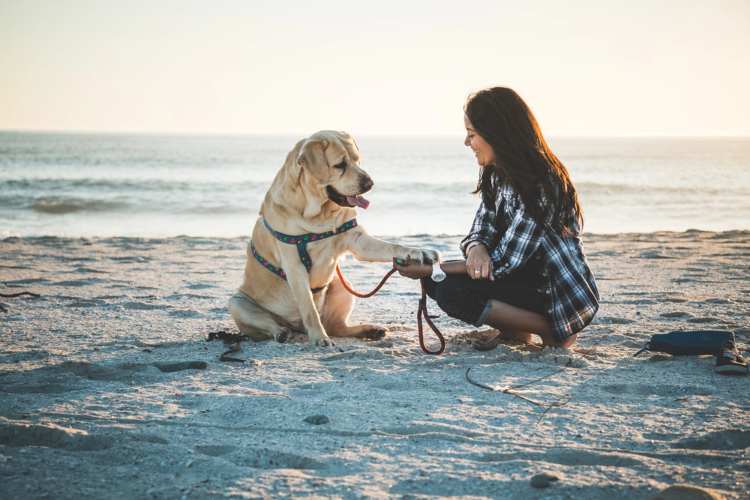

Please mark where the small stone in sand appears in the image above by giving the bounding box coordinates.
[652,484,724,500]
[303,415,330,425]
[530,472,560,489]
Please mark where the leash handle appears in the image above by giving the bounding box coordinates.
[417,285,446,355]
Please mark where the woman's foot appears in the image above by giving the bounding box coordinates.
[473,331,503,351]
[472,330,533,351]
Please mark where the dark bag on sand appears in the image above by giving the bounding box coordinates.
[634,330,736,357]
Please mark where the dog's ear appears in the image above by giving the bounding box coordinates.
[297,138,330,180]
[295,138,330,219]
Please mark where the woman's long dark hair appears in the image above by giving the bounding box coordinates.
[465,87,582,233]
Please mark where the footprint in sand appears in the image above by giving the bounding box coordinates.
[639,250,675,259]
[53,255,96,263]
[60,361,153,381]
[674,430,750,450]
[0,422,113,451]
[0,263,32,270]
[660,311,694,319]
[182,283,216,290]
[476,449,643,468]
[59,296,106,308]
[663,297,689,303]
[687,317,726,324]
[320,349,389,362]
[622,299,657,305]
[0,382,71,394]
[704,298,733,304]
[194,444,237,456]
[4,278,50,286]
[380,423,485,439]
[121,301,168,311]
[1,359,206,393]
[390,477,506,497]
[153,361,208,372]
[595,316,636,325]
[109,256,151,263]
[72,266,107,274]
[674,278,699,284]
[164,293,213,301]
[601,383,713,397]
[129,433,169,445]
[0,350,51,363]
[225,448,325,469]
[60,360,207,381]
[54,278,115,287]
[168,309,203,318]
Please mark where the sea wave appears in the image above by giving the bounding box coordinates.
[24,196,259,215]
[3,176,749,200]
[0,178,269,193]
[575,181,749,196]
[30,196,128,214]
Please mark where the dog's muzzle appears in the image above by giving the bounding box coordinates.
[326,185,371,209]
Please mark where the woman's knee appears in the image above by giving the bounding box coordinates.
[431,284,452,311]
[434,286,483,323]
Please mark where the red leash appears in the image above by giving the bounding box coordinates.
[335,264,446,355]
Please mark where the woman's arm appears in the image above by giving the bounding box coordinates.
[394,259,468,279]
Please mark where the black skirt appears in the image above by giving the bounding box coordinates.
[421,251,548,326]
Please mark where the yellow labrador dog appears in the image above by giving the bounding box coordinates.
[229,130,438,347]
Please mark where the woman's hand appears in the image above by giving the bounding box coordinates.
[394,261,432,280]
[466,243,494,281]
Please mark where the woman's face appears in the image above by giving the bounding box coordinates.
[464,115,496,167]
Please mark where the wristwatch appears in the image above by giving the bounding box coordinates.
[431,262,446,282]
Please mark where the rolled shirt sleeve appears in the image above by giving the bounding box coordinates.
[490,201,545,277]
[459,199,499,258]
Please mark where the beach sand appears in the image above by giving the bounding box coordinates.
[1,230,748,499]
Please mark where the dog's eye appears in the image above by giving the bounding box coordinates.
[334,161,347,170]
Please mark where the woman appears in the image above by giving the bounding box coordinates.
[395,87,599,349]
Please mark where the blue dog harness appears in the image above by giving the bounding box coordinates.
[250,218,358,293]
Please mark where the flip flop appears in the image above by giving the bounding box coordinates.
[473,332,503,351]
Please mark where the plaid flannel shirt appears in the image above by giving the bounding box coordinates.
[460,183,599,341]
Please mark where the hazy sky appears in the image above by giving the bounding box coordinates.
[2,0,749,136]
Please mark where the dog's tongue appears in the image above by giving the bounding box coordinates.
[346,195,370,209]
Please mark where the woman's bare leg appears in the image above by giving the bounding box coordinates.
[479,299,577,348]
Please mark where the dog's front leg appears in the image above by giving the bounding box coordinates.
[349,230,439,264]
[277,245,333,347]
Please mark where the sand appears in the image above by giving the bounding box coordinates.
[1,230,748,499]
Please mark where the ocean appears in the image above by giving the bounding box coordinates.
[1,131,749,238]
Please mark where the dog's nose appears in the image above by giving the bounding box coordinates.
[360,176,374,193]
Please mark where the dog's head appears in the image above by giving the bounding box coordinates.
[296,130,373,212]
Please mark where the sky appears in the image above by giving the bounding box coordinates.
[1,0,749,136]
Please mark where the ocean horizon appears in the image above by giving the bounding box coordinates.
[2,130,749,238]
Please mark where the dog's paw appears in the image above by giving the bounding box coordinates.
[399,247,440,265]
[274,328,291,344]
[358,326,387,341]
[420,249,440,264]
[309,334,336,348]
